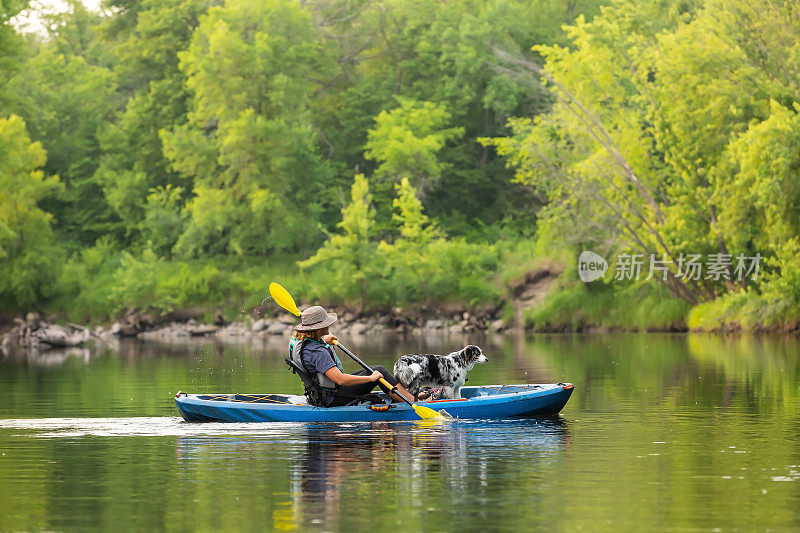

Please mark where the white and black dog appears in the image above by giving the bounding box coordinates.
[393,345,488,400]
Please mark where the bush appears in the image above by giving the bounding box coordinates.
[53,237,121,321]
[527,279,690,331]
[108,249,176,314]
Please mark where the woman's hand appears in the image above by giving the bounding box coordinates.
[369,371,382,382]
[323,333,337,345]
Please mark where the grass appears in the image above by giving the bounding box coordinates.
[49,244,304,324]
[525,279,691,331]
[687,291,800,332]
[46,238,507,324]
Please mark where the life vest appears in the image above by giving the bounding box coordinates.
[288,337,344,390]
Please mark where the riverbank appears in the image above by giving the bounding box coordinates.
[5,261,800,349]
[0,305,508,354]
[7,290,800,355]
[524,278,800,334]
[0,254,550,351]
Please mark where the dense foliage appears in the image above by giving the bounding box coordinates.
[1,0,798,330]
[484,0,800,329]
[0,0,597,319]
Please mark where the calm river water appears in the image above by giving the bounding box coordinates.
[1,333,799,531]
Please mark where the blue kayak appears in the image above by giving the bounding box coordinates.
[174,383,574,422]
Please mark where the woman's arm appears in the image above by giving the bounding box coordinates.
[324,367,382,386]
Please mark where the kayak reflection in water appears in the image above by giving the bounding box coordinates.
[288,305,414,406]
[291,418,573,526]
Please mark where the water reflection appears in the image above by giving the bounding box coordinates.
[173,419,571,530]
[1,345,94,367]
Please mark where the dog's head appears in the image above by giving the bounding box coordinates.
[463,345,488,365]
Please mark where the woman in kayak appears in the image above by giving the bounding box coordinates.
[289,305,415,407]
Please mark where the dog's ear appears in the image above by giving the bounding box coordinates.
[464,345,481,360]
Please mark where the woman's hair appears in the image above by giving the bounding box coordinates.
[292,327,328,341]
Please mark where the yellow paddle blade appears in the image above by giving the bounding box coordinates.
[413,404,449,420]
[376,376,448,420]
[269,282,301,316]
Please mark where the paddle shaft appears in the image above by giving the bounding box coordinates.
[333,341,413,408]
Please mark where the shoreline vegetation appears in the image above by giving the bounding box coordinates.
[3,0,800,340]
[5,258,799,355]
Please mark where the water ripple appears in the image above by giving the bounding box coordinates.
[0,416,571,445]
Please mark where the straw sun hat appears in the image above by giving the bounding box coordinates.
[293,305,338,331]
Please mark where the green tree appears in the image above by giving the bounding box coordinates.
[712,101,800,314]
[5,9,119,246]
[162,0,334,257]
[299,174,376,309]
[140,185,184,257]
[0,0,618,317]
[94,0,215,242]
[172,185,236,258]
[311,0,594,234]
[485,0,720,304]
[0,115,63,308]
[365,97,463,200]
[378,177,444,304]
[390,177,444,244]
[0,0,26,102]
[487,0,800,321]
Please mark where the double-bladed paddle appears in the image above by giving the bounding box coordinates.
[268,282,447,421]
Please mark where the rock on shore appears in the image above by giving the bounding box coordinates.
[1,312,93,353]
[119,305,507,344]
[3,307,508,352]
